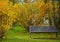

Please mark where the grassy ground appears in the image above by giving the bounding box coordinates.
[0,26,60,42]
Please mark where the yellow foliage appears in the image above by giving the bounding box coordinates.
[0,0,17,38]
[0,0,59,32]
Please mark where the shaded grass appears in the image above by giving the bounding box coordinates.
[31,33,57,39]
[0,26,60,42]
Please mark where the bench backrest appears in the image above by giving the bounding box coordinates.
[29,26,57,32]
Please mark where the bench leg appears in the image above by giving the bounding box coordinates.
[30,32,31,38]
[56,32,57,38]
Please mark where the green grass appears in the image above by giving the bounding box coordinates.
[31,33,57,38]
[0,26,60,42]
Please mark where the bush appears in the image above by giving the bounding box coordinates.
[0,13,9,38]
[0,0,17,38]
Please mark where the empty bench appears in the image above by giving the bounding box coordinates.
[29,26,58,38]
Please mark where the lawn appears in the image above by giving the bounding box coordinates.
[0,26,60,42]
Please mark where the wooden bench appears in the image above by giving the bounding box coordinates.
[29,26,58,39]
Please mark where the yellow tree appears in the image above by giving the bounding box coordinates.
[35,0,46,25]
[0,0,17,38]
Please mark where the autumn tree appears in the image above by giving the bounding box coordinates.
[0,0,17,38]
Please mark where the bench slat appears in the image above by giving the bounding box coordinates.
[29,26,57,32]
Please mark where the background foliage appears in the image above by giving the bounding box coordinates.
[0,0,60,38]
